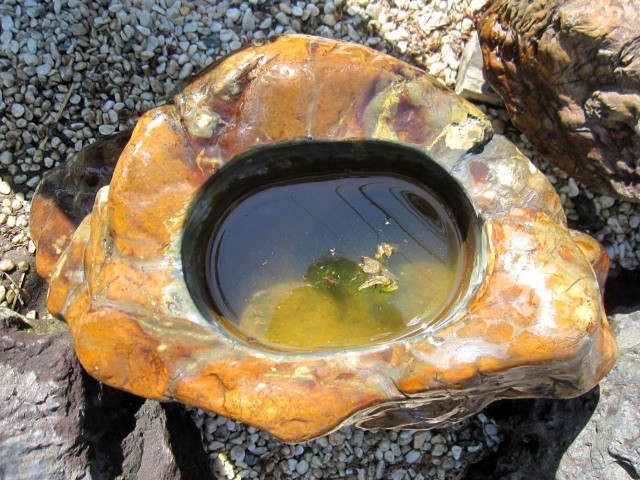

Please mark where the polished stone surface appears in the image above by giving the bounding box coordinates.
[31,35,617,442]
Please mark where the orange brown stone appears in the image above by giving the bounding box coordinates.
[30,35,616,443]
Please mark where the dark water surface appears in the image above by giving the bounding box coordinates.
[207,174,465,351]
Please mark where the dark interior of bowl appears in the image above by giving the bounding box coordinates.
[182,140,482,352]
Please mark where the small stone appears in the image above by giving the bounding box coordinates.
[599,195,615,209]
[491,118,505,135]
[322,14,337,26]
[296,459,309,475]
[178,63,193,79]
[484,423,499,436]
[241,10,256,32]
[71,23,88,36]
[98,125,116,136]
[451,445,463,460]
[36,63,52,76]
[390,470,404,480]
[17,261,30,272]
[0,285,6,303]
[0,182,11,195]
[0,258,16,272]
[0,151,12,165]
[229,444,245,462]
[431,444,447,457]
[405,450,421,464]
[629,215,640,229]
[275,12,290,26]
[292,5,304,16]
[26,310,37,320]
[328,431,346,446]
[279,2,293,15]
[137,25,151,36]
[11,104,25,118]
[226,8,242,23]
[183,22,198,33]
[413,430,431,449]
[219,30,234,43]
[467,443,483,453]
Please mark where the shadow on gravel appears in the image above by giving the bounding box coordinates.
[464,268,640,480]
[463,392,598,480]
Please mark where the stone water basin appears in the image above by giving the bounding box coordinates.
[30,35,617,442]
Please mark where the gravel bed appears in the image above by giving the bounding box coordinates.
[0,0,637,478]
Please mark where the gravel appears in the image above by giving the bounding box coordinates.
[0,0,637,477]
[186,408,502,479]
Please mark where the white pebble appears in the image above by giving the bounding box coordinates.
[0,258,16,272]
[0,181,11,195]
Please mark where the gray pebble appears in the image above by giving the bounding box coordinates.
[484,423,499,436]
[22,53,39,66]
[405,450,421,464]
[178,63,193,79]
[137,25,151,36]
[241,10,256,32]
[431,444,447,457]
[296,459,310,475]
[36,63,52,76]
[219,30,234,43]
[226,8,242,23]
[229,444,245,462]
[183,21,198,33]
[98,124,116,136]
[11,103,25,118]
[275,12,290,26]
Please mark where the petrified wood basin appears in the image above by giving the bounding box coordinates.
[478,0,640,201]
[30,35,617,443]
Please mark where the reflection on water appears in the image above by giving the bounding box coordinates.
[208,174,464,351]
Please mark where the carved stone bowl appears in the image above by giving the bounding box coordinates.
[30,35,617,442]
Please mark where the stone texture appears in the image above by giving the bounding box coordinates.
[478,0,640,201]
[0,308,89,480]
[31,35,616,443]
[557,310,640,479]
[120,401,213,480]
[0,308,212,479]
